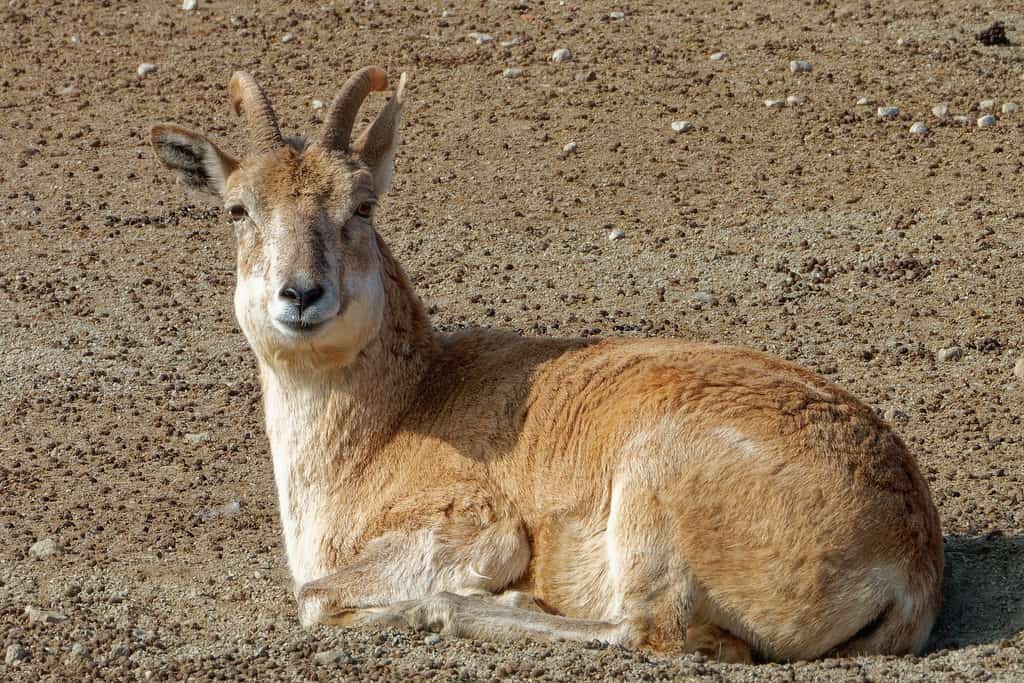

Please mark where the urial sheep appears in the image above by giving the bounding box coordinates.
[149,67,943,662]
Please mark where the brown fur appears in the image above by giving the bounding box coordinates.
[150,68,943,663]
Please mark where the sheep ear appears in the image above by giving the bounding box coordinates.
[150,124,238,195]
[352,72,407,195]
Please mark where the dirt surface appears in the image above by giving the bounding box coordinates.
[2,0,1024,680]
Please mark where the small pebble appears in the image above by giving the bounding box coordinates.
[979,99,996,111]
[315,649,354,666]
[281,33,295,43]
[931,103,949,118]
[181,0,197,10]
[137,63,158,78]
[110,644,133,659]
[311,99,324,110]
[953,115,971,125]
[575,70,597,82]
[608,11,625,20]
[29,537,60,559]
[877,106,900,119]
[424,634,442,646]
[1014,357,1024,379]
[551,48,573,63]
[562,141,577,154]
[765,99,785,108]
[502,67,524,79]
[883,407,909,423]
[789,60,812,73]
[441,8,454,18]
[60,84,78,97]
[5,644,28,665]
[896,37,909,47]
[25,605,67,625]
[688,292,718,310]
[977,114,996,128]
[608,228,625,241]
[786,94,803,107]
[198,500,241,521]
[909,122,928,135]
[468,32,493,45]
[855,96,875,106]
[1001,102,1019,114]
[70,643,90,659]
[70,35,80,45]
[671,120,694,133]
[499,38,519,48]
[184,432,211,444]
[709,51,728,61]
[937,347,962,362]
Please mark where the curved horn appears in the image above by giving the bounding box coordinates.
[228,71,284,153]
[353,72,407,167]
[321,66,388,154]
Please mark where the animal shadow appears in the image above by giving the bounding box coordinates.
[927,533,1024,651]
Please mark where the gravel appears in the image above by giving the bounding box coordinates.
[562,141,578,154]
[909,121,928,135]
[1002,102,1019,114]
[502,67,524,79]
[765,98,785,108]
[932,103,949,118]
[709,51,728,61]
[468,32,493,45]
[671,120,694,133]
[281,33,295,43]
[789,59,812,72]
[786,94,804,106]
[136,63,157,77]
[856,96,875,106]
[977,114,996,128]
[979,99,996,111]
[877,106,900,118]
[5,644,28,666]
[608,228,626,241]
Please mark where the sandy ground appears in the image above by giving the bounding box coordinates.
[1,0,1023,680]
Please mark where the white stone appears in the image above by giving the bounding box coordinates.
[671,120,694,133]
[60,84,78,97]
[608,228,625,241]
[499,38,519,47]
[1002,102,1019,114]
[855,96,875,106]
[441,8,454,18]
[786,94,804,107]
[311,99,324,110]
[896,37,908,47]
[909,122,928,135]
[709,51,728,61]
[181,0,197,10]
[688,292,718,309]
[184,432,211,444]
[877,106,899,119]
[953,115,971,125]
[502,67,524,79]
[979,99,996,111]
[1015,357,1024,379]
[562,141,577,153]
[609,11,625,20]
[25,606,67,625]
[468,32,493,45]
[937,346,962,362]
[765,98,785,108]
[789,60,812,73]
[551,48,573,63]
[137,63,157,78]
[931,103,949,118]
[70,35,80,45]
[977,114,996,128]
[29,538,60,559]
[281,33,295,43]
[5,645,28,666]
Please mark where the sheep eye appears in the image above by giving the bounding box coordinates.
[227,204,248,222]
[355,201,375,219]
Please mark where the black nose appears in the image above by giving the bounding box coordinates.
[279,284,324,311]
